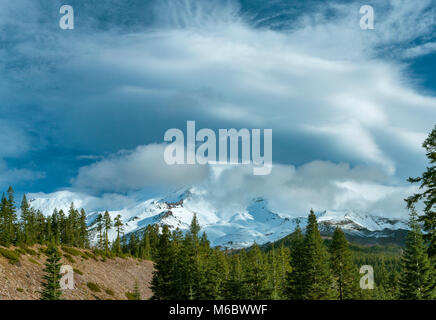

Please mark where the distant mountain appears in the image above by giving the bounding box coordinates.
[27,188,409,249]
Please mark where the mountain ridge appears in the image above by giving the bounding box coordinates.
[27,188,409,249]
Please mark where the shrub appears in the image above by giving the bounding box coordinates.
[0,248,21,264]
[63,254,76,264]
[61,246,81,256]
[23,247,38,256]
[15,248,26,255]
[73,268,83,275]
[105,288,114,296]
[28,258,40,265]
[125,292,136,300]
[84,251,98,261]
[38,247,48,256]
[16,288,24,293]
[87,282,101,292]
[62,246,89,260]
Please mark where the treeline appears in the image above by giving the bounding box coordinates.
[0,188,88,248]
[148,210,435,300]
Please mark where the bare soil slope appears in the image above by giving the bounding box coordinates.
[0,245,154,300]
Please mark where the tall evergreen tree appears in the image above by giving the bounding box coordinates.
[302,210,334,299]
[0,194,9,246]
[151,225,176,300]
[40,246,63,300]
[21,194,32,245]
[103,211,112,253]
[223,255,244,299]
[285,225,306,299]
[243,244,271,299]
[79,209,89,248]
[95,213,104,250]
[114,214,124,254]
[405,124,436,293]
[51,209,61,245]
[399,208,434,299]
[330,227,359,300]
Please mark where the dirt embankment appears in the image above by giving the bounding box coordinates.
[0,245,154,300]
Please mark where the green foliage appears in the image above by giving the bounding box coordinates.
[285,226,305,299]
[243,244,271,299]
[105,288,114,296]
[63,253,76,264]
[125,292,136,300]
[28,257,40,265]
[73,268,83,275]
[124,282,142,300]
[87,282,101,292]
[131,281,141,300]
[0,247,20,264]
[405,125,436,297]
[16,287,24,293]
[399,209,434,299]
[61,246,88,260]
[22,246,38,256]
[330,228,360,299]
[40,246,62,300]
[38,246,48,256]
[15,248,26,255]
[301,210,334,299]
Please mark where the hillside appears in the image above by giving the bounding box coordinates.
[0,245,153,300]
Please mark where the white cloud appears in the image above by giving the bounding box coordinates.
[0,0,434,206]
[72,144,210,193]
[51,0,434,176]
[199,160,413,218]
[403,42,436,59]
[71,142,415,218]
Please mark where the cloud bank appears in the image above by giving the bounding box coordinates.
[0,0,434,217]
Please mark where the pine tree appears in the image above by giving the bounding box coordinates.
[302,210,334,299]
[21,194,33,245]
[79,209,89,248]
[0,187,17,246]
[0,194,9,246]
[142,231,151,260]
[405,124,436,295]
[133,281,141,300]
[223,255,244,299]
[51,209,60,245]
[40,246,63,300]
[151,225,176,300]
[243,244,271,299]
[190,213,201,239]
[399,208,434,299]
[114,214,124,254]
[58,209,67,244]
[103,211,112,253]
[95,213,104,250]
[276,244,291,298]
[330,227,359,300]
[285,225,306,299]
[67,203,78,246]
[7,186,17,245]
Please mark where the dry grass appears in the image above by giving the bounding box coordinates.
[0,245,153,300]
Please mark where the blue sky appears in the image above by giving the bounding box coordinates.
[0,0,435,216]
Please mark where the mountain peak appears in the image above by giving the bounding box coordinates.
[27,190,409,249]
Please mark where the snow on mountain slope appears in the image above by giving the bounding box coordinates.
[27,191,99,213]
[27,188,409,249]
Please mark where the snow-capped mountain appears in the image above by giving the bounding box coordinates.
[27,188,409,249]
